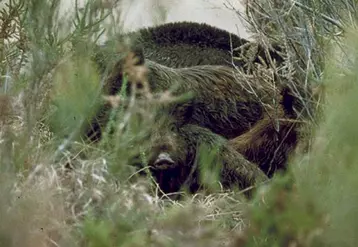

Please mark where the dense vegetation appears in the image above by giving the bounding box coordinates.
[0,0,357,246]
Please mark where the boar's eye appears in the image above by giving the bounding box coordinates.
[169,123,179,132]
[136,81,144,89]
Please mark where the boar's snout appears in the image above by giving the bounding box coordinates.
[152,152,176,170]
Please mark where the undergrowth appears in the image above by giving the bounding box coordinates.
[0,0,358,246]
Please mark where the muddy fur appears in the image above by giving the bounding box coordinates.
[137,117,268,198]
[104,21,284,70]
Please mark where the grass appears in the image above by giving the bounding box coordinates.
[0,0,358,246]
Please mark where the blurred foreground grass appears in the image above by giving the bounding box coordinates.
[1,0,358,246]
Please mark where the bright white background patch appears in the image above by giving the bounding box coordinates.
[57,0,253,41]
[118,0,252,40]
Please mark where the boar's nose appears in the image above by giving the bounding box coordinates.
[152,152,175,170]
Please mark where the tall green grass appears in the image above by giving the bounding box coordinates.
[1,0,358,246]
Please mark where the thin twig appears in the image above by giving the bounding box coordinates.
[292,0,344,30]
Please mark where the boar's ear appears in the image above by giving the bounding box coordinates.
[130,45,145,66]
[168,121,179,133]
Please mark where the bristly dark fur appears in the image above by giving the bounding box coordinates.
[96,21,314,120]
[105,59,283,140]
[104,21,284,70]
[101,57,303,178]
[89,53,301,179]
[125,21,313,121]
